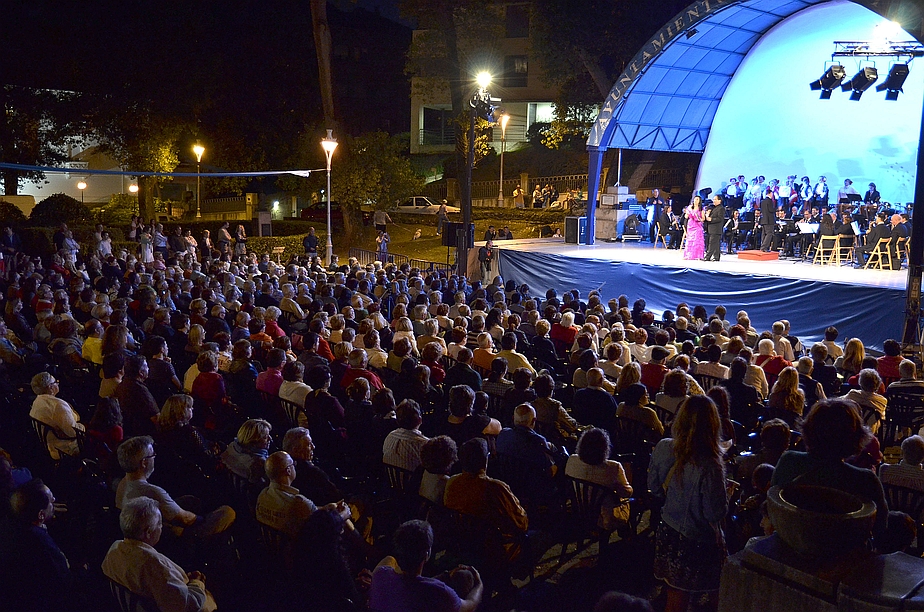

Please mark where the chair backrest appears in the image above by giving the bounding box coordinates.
[615,416,659,456]
[384,463,415,495]
[694,374,722,393]
[882,482,924,521]
[108,578,160,612]
[653,404,675,429]
[258,521,291,556]
[279,398,304,430]
[880,393,924,448]
[568,476,613,527]
[30,417,74,460]
[260,391,282,421]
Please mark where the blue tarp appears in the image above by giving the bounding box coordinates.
[496,249,905,353]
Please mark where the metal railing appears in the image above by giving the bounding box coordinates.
[471,179,522,199]
[417,129,456,146]
[638,168,686,188]
[348,248,454,274]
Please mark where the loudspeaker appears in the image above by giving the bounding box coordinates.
[443,222,474,248]
[564,216,587,244]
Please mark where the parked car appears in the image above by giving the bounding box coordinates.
[391,196,460,215]
[300,201,371,225]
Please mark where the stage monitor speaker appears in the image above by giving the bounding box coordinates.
[564,216,587,244]
[443,222,474,248]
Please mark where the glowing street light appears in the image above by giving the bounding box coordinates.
[498,113,510,207]
[128,184,139,194]
[321,129,338,265]
[77,180,87,203]
[476,71,492,90]
[193,144,205,218]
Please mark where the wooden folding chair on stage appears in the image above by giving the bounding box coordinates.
[812,235,838,266]
[863,237,893,270]
[655,227,669,249]
[678,228,688,251]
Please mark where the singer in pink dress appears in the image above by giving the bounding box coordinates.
[683,196,706,260]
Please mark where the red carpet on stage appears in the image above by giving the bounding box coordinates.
[737,250,779,261]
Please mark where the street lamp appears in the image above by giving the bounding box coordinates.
[193,144,205,218]
[497,113,510,207]
[321,129,338,266]
[459,72,496,277]
[129,184,139,193]
[77,180,87,203]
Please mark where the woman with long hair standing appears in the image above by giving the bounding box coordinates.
[648,395,729,612]
[683,195,706,261]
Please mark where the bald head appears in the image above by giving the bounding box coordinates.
[513,404,537,428]
[892,214,903,227]
[265,451,295,484]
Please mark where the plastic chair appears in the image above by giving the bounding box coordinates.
[108,578,159,612]
[559,476,620,564]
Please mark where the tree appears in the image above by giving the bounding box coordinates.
[330,131,424,241]
[529,0,693,147]
[29,193,92,227]
[0,86,89,196]
[401,0,502,175]
[92,97,188,221]
[310,0,337,128]
[0,201,28,226]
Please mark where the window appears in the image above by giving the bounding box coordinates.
[505,4,529,38]
[504,55,528,88]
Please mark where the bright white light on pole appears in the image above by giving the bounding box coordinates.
[129,184,139,193]
[77,181,87,190]
[476,71,492,90]
[321,129,338,265]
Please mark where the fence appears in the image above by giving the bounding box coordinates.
[348,247,454,275]
[638,168,686,189]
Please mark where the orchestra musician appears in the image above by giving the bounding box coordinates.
[864,183,881,205]
[724,209,742,254]
[854,212,890,267]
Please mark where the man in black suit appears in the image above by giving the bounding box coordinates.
[854,212,890,267]
[573,368,618,434]
[646,189,666,243]
[704,195,726,261]
[759,190,777,251]
[809,343,840,397]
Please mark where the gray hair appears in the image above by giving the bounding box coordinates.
[899,359,917,380]
[31,372,56,395]
[796,356,814,375]
[120,496,162,540]
[282,427,311,454]
[902,435,924,465]
[117,436,154,473]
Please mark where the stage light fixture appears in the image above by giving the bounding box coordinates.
[809,64,846,99]
[841,66,878,100]
[876,63,910,100]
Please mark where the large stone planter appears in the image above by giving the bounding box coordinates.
[766,484,876,558]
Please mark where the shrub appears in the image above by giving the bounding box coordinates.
[0,201,28,226]
[30,193,92,227]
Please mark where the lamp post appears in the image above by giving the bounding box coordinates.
[77,180,87,203]
[459,72,495,277]
[321,129,338,266]
[193,144,205,218]
[497,113,510,207]
[129,184,139,194]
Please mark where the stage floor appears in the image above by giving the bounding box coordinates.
[489,238,906,291]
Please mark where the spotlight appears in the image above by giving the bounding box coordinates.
[876,63,910,100]
[810,64,846,99]
[841,66,878,101]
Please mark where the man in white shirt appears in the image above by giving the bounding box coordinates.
[382,402,429,472]
[29,372,83,460]
[103,496,217,612]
